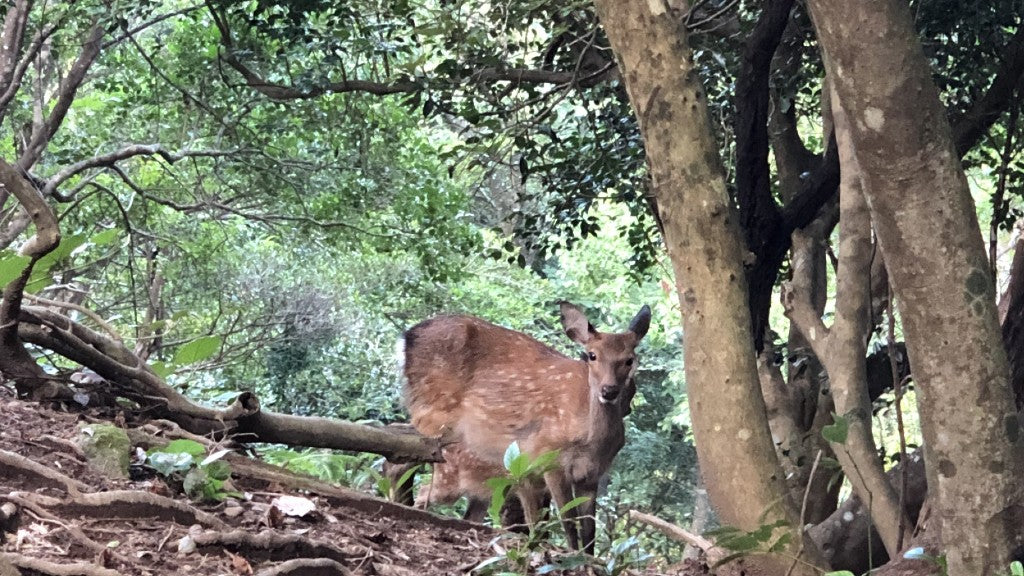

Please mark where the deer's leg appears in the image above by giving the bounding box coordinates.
[463,496,488,522]
[516,481,544,529]
[575,483,599,555]
[544,470,580,550]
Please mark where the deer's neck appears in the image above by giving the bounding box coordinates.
[586,390,625,453]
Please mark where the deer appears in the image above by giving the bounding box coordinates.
[399,302,650,553]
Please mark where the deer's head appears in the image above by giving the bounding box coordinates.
[560,302,651,405]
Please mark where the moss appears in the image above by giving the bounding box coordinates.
[77,423,131,479]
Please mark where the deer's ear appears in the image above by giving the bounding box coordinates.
[560,302,594,345]
[629,305,651,340]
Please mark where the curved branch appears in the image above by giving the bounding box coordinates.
[18,24,104,170]
[41,145,245,198]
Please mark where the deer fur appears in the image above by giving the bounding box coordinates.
[400,302,650,552]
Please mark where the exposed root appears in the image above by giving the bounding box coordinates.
[2,552,121,576]
[0,449,87,494]
[190,529,369,561]
[3,493,134,566]
[64,491,226,529]
[254,558,353,576]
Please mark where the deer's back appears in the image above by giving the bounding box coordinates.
[401,315,590,460]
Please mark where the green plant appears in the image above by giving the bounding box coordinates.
[146,439,240,503]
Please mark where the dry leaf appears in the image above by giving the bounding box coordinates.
[225,549,253,575]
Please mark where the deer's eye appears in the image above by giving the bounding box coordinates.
[625,357,634,367]
[588,351,597,361]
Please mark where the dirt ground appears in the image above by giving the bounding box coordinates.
[0,386,703,576]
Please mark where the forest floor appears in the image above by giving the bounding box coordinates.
[0,386,704,576]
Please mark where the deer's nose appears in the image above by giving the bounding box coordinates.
[600,385,621,404]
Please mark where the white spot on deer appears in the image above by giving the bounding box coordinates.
[736,428,751,440]
[646,0,666,16]
[842,511,855,523]
[864,107,885,131]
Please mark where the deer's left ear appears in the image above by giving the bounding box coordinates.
[629,305,651,340]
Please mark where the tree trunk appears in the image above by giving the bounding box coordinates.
[807,0,1024,572]
[591,2,827,573]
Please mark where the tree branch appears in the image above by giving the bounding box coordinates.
[18,24,104,170]
[952,23,1024,156]
[42,145,245,199]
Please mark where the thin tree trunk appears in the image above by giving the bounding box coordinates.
[807,0,1024,572]
[591,2,827,573]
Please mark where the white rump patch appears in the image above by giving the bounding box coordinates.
[395,337,407,380]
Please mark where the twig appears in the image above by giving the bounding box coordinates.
[23,293,121,342]
[627,509,723,565]
[787,450,823,576]
[887,287,909,551]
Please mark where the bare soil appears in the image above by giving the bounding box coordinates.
[0,386,701,576]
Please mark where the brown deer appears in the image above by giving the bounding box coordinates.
[400,302,650,553]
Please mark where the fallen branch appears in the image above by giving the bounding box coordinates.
[255,558,353,576]
[628,509,724,565]
[254,557,352,573]
[1,553,120,576]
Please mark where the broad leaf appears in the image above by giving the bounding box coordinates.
[822,414,849,444]
[0,253,31,286]
[173,335,222,365]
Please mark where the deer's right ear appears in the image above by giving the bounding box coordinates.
[560,302,594,345]
[629,305,651,340]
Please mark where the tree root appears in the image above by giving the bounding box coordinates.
[1,552,121,576]
[0,450,87,494]
[3,493,134,566]
[254,557,352,576]
[190,529,369,562]
[63,491,227,530]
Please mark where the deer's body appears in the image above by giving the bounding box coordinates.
[400,303,650,552]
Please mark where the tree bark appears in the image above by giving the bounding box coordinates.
[591,2,827,573]
[807,0,1024,572]
[783,93,911,555]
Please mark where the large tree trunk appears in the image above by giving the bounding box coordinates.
[591,2,827,573]
[807,0,1024,572]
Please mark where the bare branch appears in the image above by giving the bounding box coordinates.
[18,24,105,170]
[102,4,206,49]
[41,144,245,198]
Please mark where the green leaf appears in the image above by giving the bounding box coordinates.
[172,335,222,365]
[0,253,31,286]
[204,459,232,481]
[149,360,173,379]
[822,413,849,444]
[90,228,120,246]
[502,441,521,471]
[526,449,559,475]
[1011,561,1024,576]
[558,496,590,515]
[156,439,206,458]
